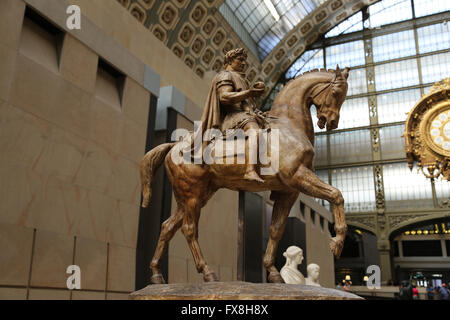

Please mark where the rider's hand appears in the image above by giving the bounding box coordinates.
[254,82,265,90]
[249,82,265,97]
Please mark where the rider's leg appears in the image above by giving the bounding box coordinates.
[243,121,264,183]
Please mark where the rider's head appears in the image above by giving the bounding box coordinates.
[224,48,248,73]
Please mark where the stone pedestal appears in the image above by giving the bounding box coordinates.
[129,282,363,300]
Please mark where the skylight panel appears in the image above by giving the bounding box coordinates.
[222,0,324,60]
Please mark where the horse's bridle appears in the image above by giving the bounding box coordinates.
[310,74,347,114]
[310,73,337,101]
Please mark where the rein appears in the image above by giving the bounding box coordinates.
[310,73,337,100]
[310,73,347,112]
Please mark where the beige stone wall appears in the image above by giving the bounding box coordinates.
[167,114,239,283]
[0,0,153,300]
[304,207,335,288]
[69,0,211,109]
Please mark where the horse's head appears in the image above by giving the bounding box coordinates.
[310,66,349,131]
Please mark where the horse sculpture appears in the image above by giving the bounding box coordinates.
[140,66,350,284]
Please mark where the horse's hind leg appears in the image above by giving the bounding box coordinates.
[149,207,184,284]
[181,197,219,282]
[264,191,299,283]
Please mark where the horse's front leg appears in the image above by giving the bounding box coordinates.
[289,165,347,257]
[264,191,299,283]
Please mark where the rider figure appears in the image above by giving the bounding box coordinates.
[200,48,266,183]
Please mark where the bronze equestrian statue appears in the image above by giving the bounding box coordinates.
[140,48,350,284]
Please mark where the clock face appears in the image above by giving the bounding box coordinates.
[430,110,450,151]
[421,101,450,157]
[405,78,450,180]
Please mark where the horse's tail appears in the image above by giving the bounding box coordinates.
[140,143,175,208]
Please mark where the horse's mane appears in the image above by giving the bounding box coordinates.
[295,68,337,81]
[281,68,337,93]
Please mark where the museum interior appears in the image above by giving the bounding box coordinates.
[0,0,449,300]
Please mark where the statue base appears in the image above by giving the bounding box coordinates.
[129,281,363,300]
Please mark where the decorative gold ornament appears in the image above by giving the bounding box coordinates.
[404,78,450,180]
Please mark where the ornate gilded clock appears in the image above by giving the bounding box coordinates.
[404,78,450,180]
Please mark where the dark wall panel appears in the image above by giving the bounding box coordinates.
[135,103,177,289]
[136,94,159,290]
[402,240,443,257]
[244,192,263,283]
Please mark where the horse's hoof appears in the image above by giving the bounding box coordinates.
[150,273,166,284]
[268,272,285,283]
[203,271,219,282]
[330,237,344,258]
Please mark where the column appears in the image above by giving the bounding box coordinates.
[377,239,393,285]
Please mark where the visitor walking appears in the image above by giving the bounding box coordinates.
[412,285,419,300]
[426,283,434,300]
[398,281,413,300]
[437,284,449,300]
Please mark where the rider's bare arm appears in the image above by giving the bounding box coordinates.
[218,84,264,107]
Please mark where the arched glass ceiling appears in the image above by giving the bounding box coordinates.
[286,0,450,80]
[325,11,363,38]
[220,0,327,60]
[265,0,450,113]
[367,0,413,28]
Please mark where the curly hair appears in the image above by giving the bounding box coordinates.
[224,48,247,67]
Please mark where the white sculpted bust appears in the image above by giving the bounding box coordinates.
[280,246,305,284]
[305,263,321,287]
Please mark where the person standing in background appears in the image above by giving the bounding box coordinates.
[426,283,435,300]
[399,281,413,300]
[440,283,449,300]
[412,285,419,300]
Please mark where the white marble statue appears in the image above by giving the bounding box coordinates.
[305,263,321,287]
[280,246,305,284]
